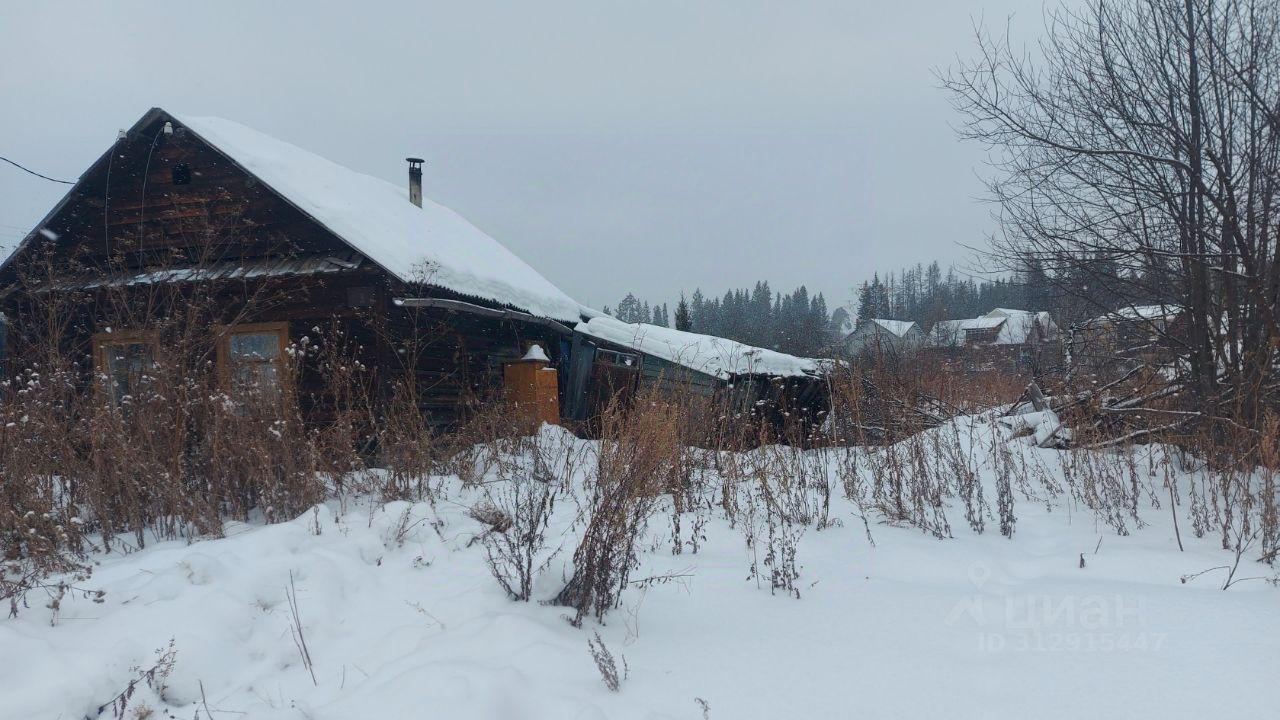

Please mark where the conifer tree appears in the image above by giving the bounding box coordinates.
[675,294,692,331]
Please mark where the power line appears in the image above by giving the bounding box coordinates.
[0,155,75,184]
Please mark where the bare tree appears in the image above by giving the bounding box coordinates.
[943,0,1280,428]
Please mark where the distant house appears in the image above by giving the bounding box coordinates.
[0,107,827,437]
[925,308,1061,375]
[1072,304,1185,376]
[843,319,923,359]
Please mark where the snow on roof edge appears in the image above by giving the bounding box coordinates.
[1085,304,1184,325]
[171,112,582,321]
[576,313,825,380]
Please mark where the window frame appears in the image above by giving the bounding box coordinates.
[596,348,640,369]
[92,329,160,405]
[215,321,289,397]
[964,327,1001,345]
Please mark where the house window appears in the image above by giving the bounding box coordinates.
[93,331,157,406]
[965,327,1000,344]
[596,349,639,368]
[219,322,287,399]
[171,163,192,185]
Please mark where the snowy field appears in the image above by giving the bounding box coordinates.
[2,416,1276,720]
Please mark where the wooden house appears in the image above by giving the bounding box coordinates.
[0,108,829,437]
[842,319,923,360]
[0,108,581,429]
[1070,304,1186,378]
[924,308,1062,377]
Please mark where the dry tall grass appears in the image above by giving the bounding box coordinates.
[555,394,684,625]
[5,265,1276,626]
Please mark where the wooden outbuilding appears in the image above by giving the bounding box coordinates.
[566,313,832,434]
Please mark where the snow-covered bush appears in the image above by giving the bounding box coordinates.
[0,362,98,617]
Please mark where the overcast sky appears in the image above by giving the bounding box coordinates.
[0,0,1057,311]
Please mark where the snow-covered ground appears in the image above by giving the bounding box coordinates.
[3,417,1275,720]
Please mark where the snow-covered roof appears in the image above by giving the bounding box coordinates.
[983,308,1058,344]
[932,317,1004,335]
[173,114,582,321]
[1085,304,1183,326]
[932,319,986,344]
[870,319,916,337]
[930,309,1057,346]
[576,313,824,380]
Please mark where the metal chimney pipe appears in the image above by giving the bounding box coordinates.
[406,157,424,207]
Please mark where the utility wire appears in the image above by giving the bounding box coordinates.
[0,155,75,184]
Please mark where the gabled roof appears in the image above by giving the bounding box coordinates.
[869,319,916,337]
[845,319,918,343]
[177,114,583,321]
[5,108,582,321]
[931,308,1058,346]
[983,308,1057,344]
[576,312,825,380]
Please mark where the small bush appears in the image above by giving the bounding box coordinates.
[586,631,626,692]
[475,435,565,601]
[555,395,681,625]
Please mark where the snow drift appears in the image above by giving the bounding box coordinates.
[1,417,1274,720]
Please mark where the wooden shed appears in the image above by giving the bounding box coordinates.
[564,313,832,435]
[1070,304,1187,379]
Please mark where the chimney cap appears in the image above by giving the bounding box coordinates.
[406,157,425,166]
